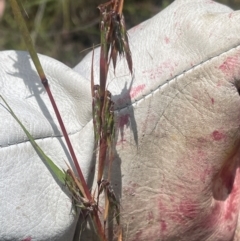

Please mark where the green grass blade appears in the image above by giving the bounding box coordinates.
[10,0,45,80]
[0,95,66,185]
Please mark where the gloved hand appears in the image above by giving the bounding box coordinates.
[1,0,240,240]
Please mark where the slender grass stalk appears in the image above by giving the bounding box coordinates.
[90,0,133,239]
[10,0,91,199]
[10,1,107,240]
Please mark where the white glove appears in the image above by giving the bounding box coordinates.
[1,0,240,240]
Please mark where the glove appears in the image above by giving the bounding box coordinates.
[1,0,240,240]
